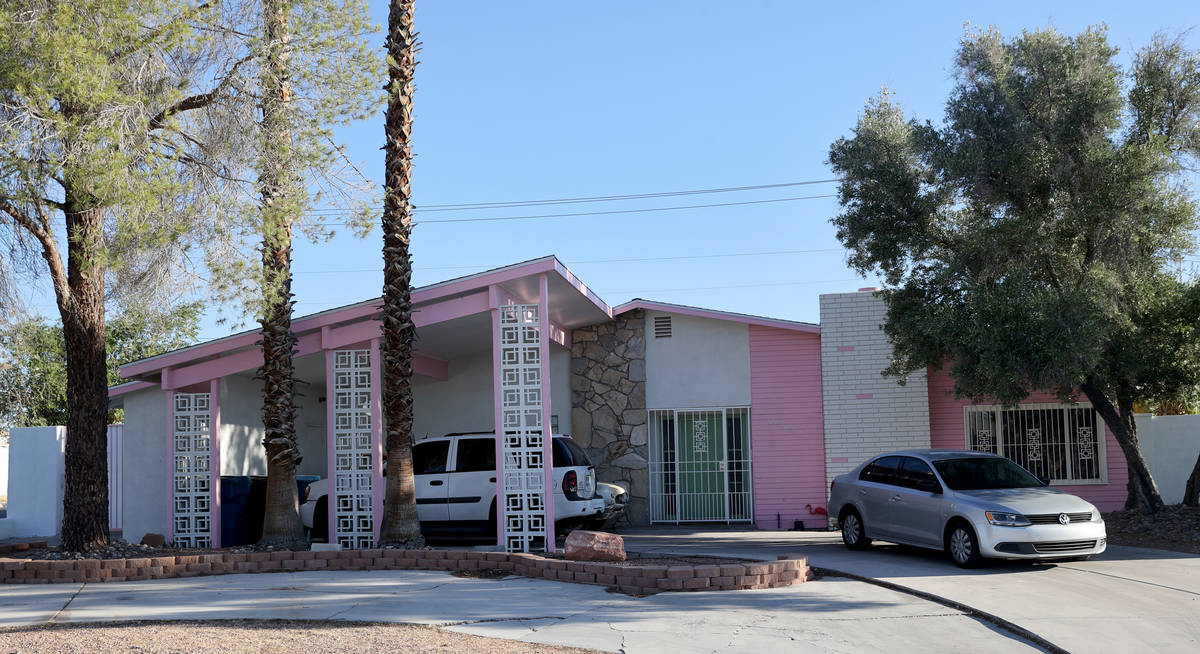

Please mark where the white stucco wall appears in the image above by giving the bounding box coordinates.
[550,345,570,435]
[644,310,751,409]
[0,426,65,539]
[411,344,572,441]
[1136,414,1200,505]
[294,377,327,477]
[0,441,8,500]
[819,291,931,484]
[413,350,495,441]
[219,375,267,476]
[121,387,168,544]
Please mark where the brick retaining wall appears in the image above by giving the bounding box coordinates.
[0,550,808,595]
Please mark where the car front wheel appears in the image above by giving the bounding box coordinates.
[840,508,871,550]
[946,521,983,568]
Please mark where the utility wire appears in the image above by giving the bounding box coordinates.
[412,178,841,212]
[292,247,843,275]
[297,177,842,215]
[301,193,838,226]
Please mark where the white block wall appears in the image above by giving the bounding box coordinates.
[819,290,930,486]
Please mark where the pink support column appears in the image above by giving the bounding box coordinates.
[165,388,175,544]
[370,338,385,544]
[209,379,222,548]
[490,287,506,547]
[325,348,337,546]
[539,273,556,548]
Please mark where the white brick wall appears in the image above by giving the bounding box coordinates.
[819,291,930,491]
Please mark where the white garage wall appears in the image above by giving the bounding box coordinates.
[121,387,168,544]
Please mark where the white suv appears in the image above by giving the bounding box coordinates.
[300,433,605,540]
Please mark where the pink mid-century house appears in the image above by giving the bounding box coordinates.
[109,255,1128,550]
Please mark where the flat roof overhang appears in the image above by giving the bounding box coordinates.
[114,256,613,393]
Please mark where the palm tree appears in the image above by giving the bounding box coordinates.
[378,0,424,548]
[257,0,305,548]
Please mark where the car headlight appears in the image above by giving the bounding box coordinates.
[985,511,1031,527]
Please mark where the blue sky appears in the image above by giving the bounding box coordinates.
[41,2,1200,341]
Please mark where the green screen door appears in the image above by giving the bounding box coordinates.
[676,411,726,521]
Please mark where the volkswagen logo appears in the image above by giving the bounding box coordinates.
[1058,513,1070,525]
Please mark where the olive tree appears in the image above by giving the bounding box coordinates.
[828,27,1200,513]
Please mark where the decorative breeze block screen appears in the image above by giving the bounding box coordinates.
[173,392,212,547]
[498,303,548,552]
[332,349,375,549]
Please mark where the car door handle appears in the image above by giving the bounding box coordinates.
[489,477,496,483]
[859,489,867,496]
[889,494,901,502]
[429,480,444,486]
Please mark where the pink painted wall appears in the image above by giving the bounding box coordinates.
[926,368,1128,511]
[748,325,828,529]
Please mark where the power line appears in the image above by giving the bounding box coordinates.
[291,247,844,275]
[297,177,842,215]
[413,178,842,212]
[301,193,838,226]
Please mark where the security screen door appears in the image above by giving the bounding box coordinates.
[649,408,753,523]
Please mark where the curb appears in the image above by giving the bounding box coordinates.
[812,566,1069,654]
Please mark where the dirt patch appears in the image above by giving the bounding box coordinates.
[1103,504,1200,555]
[451,567,511,579]
[0,620,603,654]
[542,552,759,567]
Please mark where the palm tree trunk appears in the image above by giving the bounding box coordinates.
[378,0,424,548]
[59,187,110,553]
[257,0,304,548]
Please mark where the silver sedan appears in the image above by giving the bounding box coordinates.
[828,449,1107,567]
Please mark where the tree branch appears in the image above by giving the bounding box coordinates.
[0,198,69,311]
[147,53,255,132]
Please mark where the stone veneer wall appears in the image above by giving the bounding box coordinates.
[570,309,650,526]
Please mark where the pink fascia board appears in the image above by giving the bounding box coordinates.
[121,258,594,379]
[108,380,157,398]
[615,300,820,334]
[413,290,491,326]
[120,298,384,378]
[412,256,559,304]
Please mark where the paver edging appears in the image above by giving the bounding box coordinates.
[0,550,808,594]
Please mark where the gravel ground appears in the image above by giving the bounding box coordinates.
[0,620,605,654]
[1103,504,1200,555]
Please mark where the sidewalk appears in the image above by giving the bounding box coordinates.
[0,568,1042,653]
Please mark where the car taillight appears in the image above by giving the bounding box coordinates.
[830,480,836,494]
[563,470,578,495]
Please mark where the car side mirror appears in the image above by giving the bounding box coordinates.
[1037,475,1051,486]
[917,479,942,494]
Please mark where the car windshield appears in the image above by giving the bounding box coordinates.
[932,457,1044,491]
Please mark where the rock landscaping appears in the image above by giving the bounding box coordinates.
[1104,504,1200,555]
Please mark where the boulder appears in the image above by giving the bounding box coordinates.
[564,530,627,562]
[141,533,166,547]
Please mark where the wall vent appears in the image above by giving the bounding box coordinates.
[653,315,672,338]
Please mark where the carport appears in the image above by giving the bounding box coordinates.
[112,256,612,552]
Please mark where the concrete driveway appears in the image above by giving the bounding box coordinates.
[0,567,1043,653]
[622,528,1200,654]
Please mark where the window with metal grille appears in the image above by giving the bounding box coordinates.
[653,315,672,338]
[964,404,1106,484]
